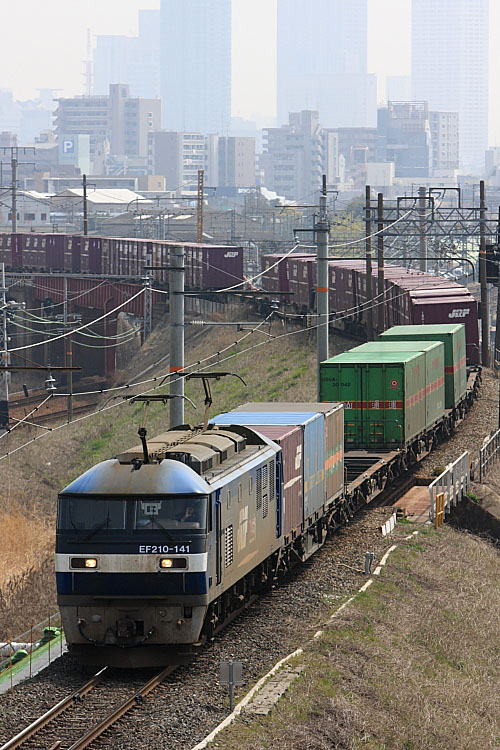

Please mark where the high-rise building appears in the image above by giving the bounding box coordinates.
[377,102,433,178]
[148,131,218,191]
[218,137,255,187]
[261,111,324,200]
[429,111,460,174]
[276,0,376,128]
[411,0,488,173]
[93,11,161,100]
[55,85,161,168]
[160,0,231,134]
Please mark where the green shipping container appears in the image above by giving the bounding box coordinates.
[350,341,445,428]
[379,324,467,409]
[320,350,427,449]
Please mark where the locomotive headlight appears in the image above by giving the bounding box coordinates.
[159,558,187,569]
[71,557,98,569]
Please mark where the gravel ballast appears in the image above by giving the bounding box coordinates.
[0,508,394,750]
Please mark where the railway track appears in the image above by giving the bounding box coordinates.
[1,666,176,750]
[9,402,99,428]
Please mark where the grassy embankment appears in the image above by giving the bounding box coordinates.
[213,523,500,750]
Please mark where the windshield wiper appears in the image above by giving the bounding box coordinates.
[149,516,175,542]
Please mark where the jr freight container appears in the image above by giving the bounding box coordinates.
[320,350,427,449]
[233,402,344,506]
[380,324,467,409]
[350,341,445,428]
[211,411,325,521]
[244,424,303,539]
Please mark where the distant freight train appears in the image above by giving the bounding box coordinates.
[0,233,244,291]
[261,254,480,364]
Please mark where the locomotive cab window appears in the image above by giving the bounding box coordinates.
[57,495,208,537]
[133,496,208,531]
[57,497,126,535]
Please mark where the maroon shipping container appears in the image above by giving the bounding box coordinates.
[88,237,102,273]
[247,424,303,538]
[410,294,479,364]
[69,236,82,273]
[261,253,291,293]
[202,246,244,290]
[288,255,316,310]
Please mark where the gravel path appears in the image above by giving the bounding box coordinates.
[416,368,497,478]
[0,508,394,750]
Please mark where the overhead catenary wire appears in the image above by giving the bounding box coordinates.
[6,287,145,353]
[0,268,472,464]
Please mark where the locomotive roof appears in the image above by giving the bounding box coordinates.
[59,459,211,496]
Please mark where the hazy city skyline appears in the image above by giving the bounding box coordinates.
[2,1,499,141]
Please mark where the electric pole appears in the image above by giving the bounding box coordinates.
[480,180,489,366]
[316,175,329,398]
[0,147,36,233]
[419,186,427,272]
[377,193,385,335]
[83,174,89,236]
[197,169,204,243]
[365,185,374,341]
[0,264,8,432]
[63,277,73,422]
[170,245,185,428]
[11,158,17,233]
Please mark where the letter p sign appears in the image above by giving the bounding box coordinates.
[63,139,74,154]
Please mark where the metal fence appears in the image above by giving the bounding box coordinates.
[429,451,470,522]
[479,428,500,483]
[0,612,63,692]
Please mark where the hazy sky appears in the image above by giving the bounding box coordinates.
[3,1,500,141]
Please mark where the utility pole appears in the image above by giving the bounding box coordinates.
[169,245,185,428]
[365,185,374,341]
[63,277,73,422]
[83,174,89,236]
[11,157,17,233]
[480,179,489,366]
[197,169,204,243]
[419,186,427,272]
[0,147,35,233]
[377,193,385,335]
[316,174,329,398]
[0,264,8,432]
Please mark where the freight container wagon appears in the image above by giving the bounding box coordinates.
[242,424,303,539]
[211,411,326,522]
[380,324,467,409]
[232,402,344,508]
[320,350,428,449]
[350,341,445,428]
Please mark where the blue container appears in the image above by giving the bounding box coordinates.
[211,411,325,522]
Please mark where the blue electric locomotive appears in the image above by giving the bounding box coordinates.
[56,425,285,667]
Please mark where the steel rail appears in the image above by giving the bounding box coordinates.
[0,668,108,750]
[65,665,176,750]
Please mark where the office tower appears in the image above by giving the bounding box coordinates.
[94,10,161,100]
[411,0,488,172]
[160,0,231,134]
[277,0,376,128]
[55,85,161,167]
[261,111,324,200]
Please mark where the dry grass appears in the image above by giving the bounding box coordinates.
[0,499,53,589]
[214,525,500,750]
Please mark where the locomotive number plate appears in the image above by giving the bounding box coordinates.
[139,545,191,554]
